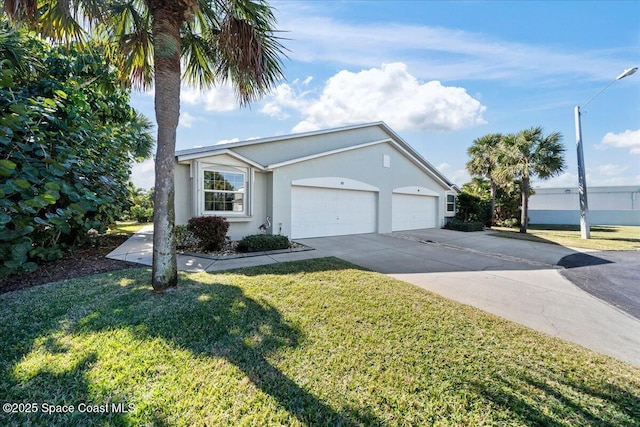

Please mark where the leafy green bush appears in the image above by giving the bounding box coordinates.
[448,220,485,232]
[496,218,519,228]
[237,234,290,252]
[129,205,154,223]
[454,192,491,226]
[186,216,229,251]
[175,225,199,249]
[124,185,154,223]
[0,24,154,276]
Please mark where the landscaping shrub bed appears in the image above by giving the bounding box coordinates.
[186,216,229,251]
[448,220,485,232]
[237,234,290,252]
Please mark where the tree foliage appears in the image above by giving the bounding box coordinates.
[464,129,565,233]
[4,0,287,291]
[0,23,154,276]
[124,184,154,223]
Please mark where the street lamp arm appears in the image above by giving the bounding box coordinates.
[581,80,617,109]
[580,67,638,110]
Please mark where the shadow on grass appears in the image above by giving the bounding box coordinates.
[218,256,369,277]
[487,228,560,245]
[0,265,370,426]
[470,363,640,426]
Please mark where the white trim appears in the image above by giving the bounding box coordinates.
[178,148,265,170]
[200,166,248,216]
[393,186,439,197]
[292,177,379,192]
[268,140,389,169]
[445,192,456,216]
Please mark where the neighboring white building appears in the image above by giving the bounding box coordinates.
[174,122,457,240]
[528,186,640,226]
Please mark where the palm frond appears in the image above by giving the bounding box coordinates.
[103,0,153,90]
[128,110,156,160]
[210,0,287,105]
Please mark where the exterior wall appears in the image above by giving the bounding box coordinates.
[528,210,640,226]
[232,126,391,166]
[270,141,450,238]
[529,186,640,226]
[174,156,270,240]
[174,162,192,226]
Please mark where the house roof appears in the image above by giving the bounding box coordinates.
[175,122,456,190]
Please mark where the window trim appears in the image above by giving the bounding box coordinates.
[446,193,456,213]
[200,166,248,216]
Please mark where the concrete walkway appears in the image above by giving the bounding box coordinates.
[108,226,640,367]
[106,225,328,272]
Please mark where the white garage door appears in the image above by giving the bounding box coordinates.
[291,186,377,238]
[392,193,437,231]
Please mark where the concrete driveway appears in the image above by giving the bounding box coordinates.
[297,229,640,367]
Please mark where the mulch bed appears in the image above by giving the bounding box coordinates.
[0,235,141,294]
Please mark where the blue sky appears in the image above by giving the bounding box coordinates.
[130,0,640,190]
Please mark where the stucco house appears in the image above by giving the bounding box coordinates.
[528,186,640,226]
[174,122,458,240]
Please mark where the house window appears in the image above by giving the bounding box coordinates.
[203,169,246,213]
[446,194,456,213]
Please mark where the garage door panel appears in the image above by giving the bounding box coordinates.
[291,187,377,238]
[392,194,437,231]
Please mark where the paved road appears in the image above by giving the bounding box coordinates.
[558,251,640,320]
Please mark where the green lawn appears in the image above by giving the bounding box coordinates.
[491,225,640,251]
[107,221,152,236]
[1,258,639,426]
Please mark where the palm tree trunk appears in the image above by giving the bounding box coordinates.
[519,176,529,233]
[150,6,183,291]
[489,179,497,226]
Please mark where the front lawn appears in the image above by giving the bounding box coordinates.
[491,225,640,251]
[1,258,638,426]
[107,221,152,236]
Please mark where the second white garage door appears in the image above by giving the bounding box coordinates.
[291,186,377,238]
[392,193,437,231]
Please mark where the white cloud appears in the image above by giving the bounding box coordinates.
[597,164,628,176]
[600,129,640,154]
[437,163,451,172]
[263,63,486,133]
[179,112,197,128]
[129,158,155,190]
[451,169,470,186]
[260,82,311,119]
[181,84,238,112]
[216,137,240,145]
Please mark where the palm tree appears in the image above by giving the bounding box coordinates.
[466,133,502,225]
[4,0,286,291]
[497,127,565,233]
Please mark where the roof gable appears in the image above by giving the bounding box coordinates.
[175,122,455,189]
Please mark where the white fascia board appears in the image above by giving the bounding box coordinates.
[266,139,390,169]
[177,149,266,170]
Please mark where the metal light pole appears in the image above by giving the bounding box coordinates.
[574,67,637,239]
